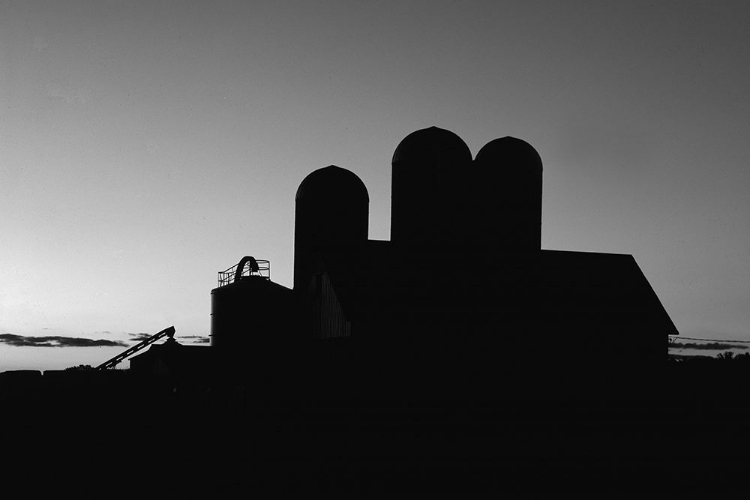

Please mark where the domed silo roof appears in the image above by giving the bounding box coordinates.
[474,136,543,174]
[392,126,472,167]
[295,165,369,204]
[474,136,543,251]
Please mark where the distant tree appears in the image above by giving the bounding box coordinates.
[64,364,93,371]
[716,351,735,361]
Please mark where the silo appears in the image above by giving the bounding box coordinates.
[473,137,543,251]
[293,165,369,292]
[210,257,296,352]
[390,126,473,247]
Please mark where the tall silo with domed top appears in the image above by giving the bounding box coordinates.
[390,126,474,247]
[294,165,369,292]
[473,136,543,252]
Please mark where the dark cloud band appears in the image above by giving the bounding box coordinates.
[180,335,210,344]
[0,334,127,348]
[126,333,152,342]
[670,341,747,351]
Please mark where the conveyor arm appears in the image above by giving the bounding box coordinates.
[95,326,176,370]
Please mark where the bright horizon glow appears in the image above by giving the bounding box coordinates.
[2,1,750,371]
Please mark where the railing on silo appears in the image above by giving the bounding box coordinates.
[218,256,270,287]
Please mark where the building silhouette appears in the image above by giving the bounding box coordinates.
[204,126,678,397]
[10,128,739,494]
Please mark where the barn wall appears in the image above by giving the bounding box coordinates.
[310,272,351,339]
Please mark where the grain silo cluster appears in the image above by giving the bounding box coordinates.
[197,126,676,397]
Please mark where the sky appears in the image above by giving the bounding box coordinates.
[1,0,749,371]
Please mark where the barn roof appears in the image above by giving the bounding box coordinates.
[313,241,678,341]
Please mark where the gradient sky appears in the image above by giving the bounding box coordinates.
[2,0,749,371]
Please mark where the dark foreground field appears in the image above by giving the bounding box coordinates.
[1,363,748,493]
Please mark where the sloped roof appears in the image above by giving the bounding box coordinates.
[314,242,678,340]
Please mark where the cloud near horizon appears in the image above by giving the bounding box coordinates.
[669,341,748,351]
[180,335,210,344]
[125,332,208,344]
[126,333,152,342]
[0,333,127,348]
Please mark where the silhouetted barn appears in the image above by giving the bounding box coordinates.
[305,244,675,392]
[290,126,677,394]
[137,126,676,396]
